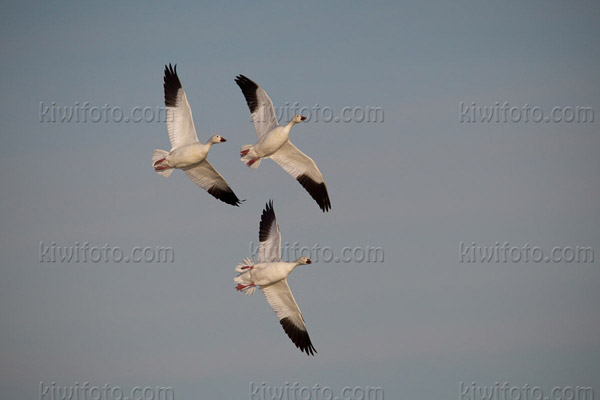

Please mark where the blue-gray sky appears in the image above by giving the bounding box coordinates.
[1,1,599,399]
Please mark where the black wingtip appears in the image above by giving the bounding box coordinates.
[207,186,244,207]
[265,199,274,212]
[259,200,276,242]
[234,74,252,85]
[296,174,331,212]
[235,74,260,114]
[230,198,246,207]
[280,317,317,356]
[163,63,182,107]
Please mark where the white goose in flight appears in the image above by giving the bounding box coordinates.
[235,75,331,212]
[152,64,243,206]
[234,201,317,355]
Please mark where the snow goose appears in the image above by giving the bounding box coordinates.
[234,201,317,355]
[153,64,243,206]
[235,75,331,212]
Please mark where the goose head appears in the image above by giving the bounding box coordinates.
[289,114,307,125]
[209,134,227,144]
[296,256,312,265]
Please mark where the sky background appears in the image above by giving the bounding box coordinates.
[1,1,599,399]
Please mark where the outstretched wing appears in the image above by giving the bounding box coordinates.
[183,160,242,206]
[262,279,316,355]
[164,64,199,149]
[270,141,331,212]
[235,75,278,139]
[258,200,281,263]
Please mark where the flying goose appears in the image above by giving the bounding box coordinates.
[234,75,331,212]
[234,201,317,355]
[152,64,243,206]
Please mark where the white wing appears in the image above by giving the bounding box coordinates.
[258,200,281,263]
[183,160,242,206]
[164,64,199,149]
[271,141,331,212]
[262,279,316,355]
[235,75,278,139]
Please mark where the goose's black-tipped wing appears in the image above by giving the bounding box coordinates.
[163,64,182,107]
[262,279,317,356]
[297,174,331,212]
[234,75,278,139]
[271,142,331,212]
[163,64,199,148]
[258,200,281,262]
[280,317,317,356]
[183,161,243,206]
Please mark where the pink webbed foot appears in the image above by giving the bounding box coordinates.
[236,283,255,291]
